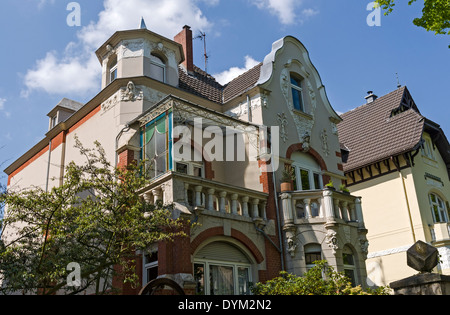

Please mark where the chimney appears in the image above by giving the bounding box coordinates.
[174,25,194,73]
[365,91,378,104]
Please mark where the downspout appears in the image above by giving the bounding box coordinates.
[392,156,416,243]
[45,140,52,192]
[272,169,286,271]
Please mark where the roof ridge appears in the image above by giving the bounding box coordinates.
[223,62,263,88]
[341,86,406,117]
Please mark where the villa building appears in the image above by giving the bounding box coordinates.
[338,87,450,286]
[4,23,368,294]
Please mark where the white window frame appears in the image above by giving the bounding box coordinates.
[175,161,205,178]
[429,193,449,223]
[421,137,435,160]
[149,54,166,83]
[292,162,323,191]
[193,259,252,296]
[143,251,158,285]
[342,248,358,286]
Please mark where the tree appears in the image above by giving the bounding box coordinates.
[251,260,391,295]
[0,138,186,295]
[375,0,450,46]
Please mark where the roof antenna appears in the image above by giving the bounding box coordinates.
[396,72,401,88]
[195,32,209,73]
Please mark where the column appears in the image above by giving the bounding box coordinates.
[355,197,365,229]
[207,188,215,211]
[231,194,239,215]
[219,191,227,213]
[241,196,250,217]
[322,190,335,222]
[194,186,203,208]
[251,198,260,219]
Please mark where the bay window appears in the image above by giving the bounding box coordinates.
[141,110,173,179]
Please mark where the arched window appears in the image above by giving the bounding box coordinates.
[291,152,323,191]
[290,74,304,112]
[194,242,252,295]
[429,193,449,223]
[343,246,357,286]
[304,243,322,271]
[149,54,166,82]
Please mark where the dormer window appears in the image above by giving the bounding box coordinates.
[149,54,165,82]
[290,75,304,112]
[51,115,58,129]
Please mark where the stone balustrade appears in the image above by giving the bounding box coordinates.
[139,172,269,221]
[280,188,365,229]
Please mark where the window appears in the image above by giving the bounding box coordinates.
[149,54,165,82]
[109,56,118,84]
[290,75,304,112]
[421,137,435,160]
[343,246,357,286]
[143,251,158,284]
[175,161,204,178]
[141,111,173,179]
[194,242,252,296]
[304,244,322,271]
[429,193,449,223]
[51,115,58,129]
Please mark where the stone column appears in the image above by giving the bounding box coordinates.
[322,189,335,222]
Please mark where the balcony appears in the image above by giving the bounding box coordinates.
[280,188,365,228]
[138,172,269,224]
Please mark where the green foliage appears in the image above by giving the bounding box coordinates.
[375,0,450,47]
[251,260,391,295]
[0,138,186,295]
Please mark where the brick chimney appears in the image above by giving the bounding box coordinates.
[174,25,194,73]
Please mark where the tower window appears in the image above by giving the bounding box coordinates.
[149,54,165,82]
[109,56,118,84]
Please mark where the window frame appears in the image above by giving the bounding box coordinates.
[149,54,166,83]
[292,163,323,191]
[193,259,252,296]
[141,110,173,180]
[290,75,305,112]
[421,137,435,160]
[143,251,159,285]
[175,161,205,178]
[429,193,449,223]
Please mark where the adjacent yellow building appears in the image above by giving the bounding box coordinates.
[338,87,450,286]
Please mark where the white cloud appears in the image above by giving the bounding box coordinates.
[23,0,214,97]
[251,0,318,25]
[213,55,260,85]
[251,0,299,25]
[0,98,11,118]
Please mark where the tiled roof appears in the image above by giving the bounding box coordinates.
[178,63,262,104]
[337,87,425,172]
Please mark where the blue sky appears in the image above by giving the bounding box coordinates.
[0,0,449,186]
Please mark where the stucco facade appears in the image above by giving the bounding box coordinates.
[338,88,450,287]
[4,24,368,294]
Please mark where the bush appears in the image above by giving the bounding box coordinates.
[251,260,391,295]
